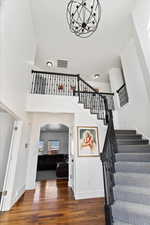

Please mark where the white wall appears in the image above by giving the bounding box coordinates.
[0,0,36,210]
[40,131,69,154]
[132,0,150,101]
[0,0,36,119]
[0,112,14,192]
[114,39,150,139]
[26,95,86,113]
[88,81,111,93]
[73,111,106,200]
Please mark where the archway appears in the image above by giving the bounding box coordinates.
[36,123,69,182]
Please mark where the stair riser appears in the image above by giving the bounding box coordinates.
[113,189,150,206]
[116,135,142,140]
[115,130,136,135]
[117,140,149,145]
[116,154,150,162]
[117,145,150,153]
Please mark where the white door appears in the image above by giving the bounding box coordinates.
[0,112,15,210]
[0,121,23,211]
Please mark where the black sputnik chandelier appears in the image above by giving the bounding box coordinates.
[66,0,101,38]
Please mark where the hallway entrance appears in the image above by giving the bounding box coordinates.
[36,124,69,182]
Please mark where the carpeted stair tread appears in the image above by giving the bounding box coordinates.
[112,200,150,225]
[115,161,150,173]
[113,221,134,225]
[116,134,142,139]
[113,185,150,205]
[116,153,150,162]
[114,172,150,187]
[117,145,150,153]
[117,139,149,145]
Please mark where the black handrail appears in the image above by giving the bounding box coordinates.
[116,83,126,93]
[101,110,117,225]
[31,69,78,77]
[78,76,97,93]
[73,90,114,96]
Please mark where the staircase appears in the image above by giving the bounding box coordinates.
[112,130,150,225]
[30,70,150,225]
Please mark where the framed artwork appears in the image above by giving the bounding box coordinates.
[47,140,60,154]
[77,126,99,157]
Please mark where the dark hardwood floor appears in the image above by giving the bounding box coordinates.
[0,179,105,225]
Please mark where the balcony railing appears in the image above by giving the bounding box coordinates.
[117,83,129,107]
[30,70,114,121]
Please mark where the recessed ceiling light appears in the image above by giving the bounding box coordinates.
[46,61,54,68]
[94,74,100,79]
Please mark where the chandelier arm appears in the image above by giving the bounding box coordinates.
[85,7,94,26]
[72,2,82,18]
[72,19,83,28]
[76,5,85,22]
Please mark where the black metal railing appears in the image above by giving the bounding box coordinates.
[117,83,129,107]
[100,110,117,225]
[31,70,114,122]
[31,70,78,96]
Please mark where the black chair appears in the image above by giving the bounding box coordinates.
[56,162,68,178]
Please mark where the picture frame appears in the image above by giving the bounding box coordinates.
[77,126,99,157]
[47,140,60,153]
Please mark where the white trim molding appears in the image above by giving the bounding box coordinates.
[74,189,104,200]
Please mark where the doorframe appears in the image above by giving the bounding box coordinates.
[34,123,72,186]
[0,120,23,211]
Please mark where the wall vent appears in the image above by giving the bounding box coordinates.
[57,60,68,68]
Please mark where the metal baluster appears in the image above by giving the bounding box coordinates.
[58,75,60,96]
[49,74,51,95]
[52,74,54,95]
[40,74,42,94]
[57,75,58,95]
[68,77,69,96]
[37,73,40,94]
[31,73,35,94]
[54,75,56,95]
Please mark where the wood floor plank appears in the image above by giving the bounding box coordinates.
[0,179,105,225]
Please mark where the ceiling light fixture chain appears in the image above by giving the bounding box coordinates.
[66,0,101,38]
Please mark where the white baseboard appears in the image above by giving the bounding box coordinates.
[10,185,26,210]
[74,189,104,200]
[25,183,36,190]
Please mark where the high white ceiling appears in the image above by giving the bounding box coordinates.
[31,0,136,81]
